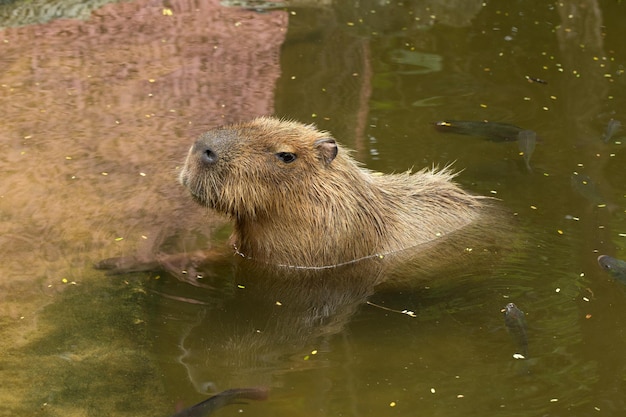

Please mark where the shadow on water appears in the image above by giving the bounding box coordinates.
[1,0,626,416]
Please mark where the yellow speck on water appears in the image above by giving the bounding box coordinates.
[311,350,318,355]
[139,172,146,177]
[557,230,563,235]
[114,237,124,241]
[65,156,72,160]
[457,394,464,398]
[275,301,282,306]
[162,8,172,16]
[346,21,355,26]
[389,402,397,407]
[148,78,156,83]
[237,284,245,289]
[430,388,436,394]
[480,103,488,108]
[61,278,68,283]
[530,205,537,210]
[101,172,108,176]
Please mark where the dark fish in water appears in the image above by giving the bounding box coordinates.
[517,130,537,172]
[597,255,626,284]
[601,119,621,143]
[570,173,613,208]
[433,120,524,142]
[171,387,269,417]
[502,303,528,359]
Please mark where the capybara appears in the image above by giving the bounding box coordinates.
[179,117,487,268]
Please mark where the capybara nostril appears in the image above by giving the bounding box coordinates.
[200,146,218,165]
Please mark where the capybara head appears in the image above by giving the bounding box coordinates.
[180,118,342,219]
[180,117,484,268]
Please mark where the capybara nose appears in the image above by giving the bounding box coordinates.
[194,141,219,165]
[201,147,218,165]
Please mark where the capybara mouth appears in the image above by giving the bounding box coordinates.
[180,166,226,211]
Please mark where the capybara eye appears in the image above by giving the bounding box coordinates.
[276,152,297,164]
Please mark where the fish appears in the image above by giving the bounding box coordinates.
[171,387,269,417]
[502,303,528,359]
[570,173,613,209]
[517,130,537,172]
[433,120,524,142]
[601,119,621,143]
[597,255,626,284]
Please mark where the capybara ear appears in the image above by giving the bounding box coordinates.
[314,138,338,165]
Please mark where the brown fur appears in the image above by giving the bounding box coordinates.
[179,117,486,268]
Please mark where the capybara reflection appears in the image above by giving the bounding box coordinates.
[179,117,487,268]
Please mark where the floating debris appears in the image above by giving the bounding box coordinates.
[525,75,548,84]
[366,301,416,317]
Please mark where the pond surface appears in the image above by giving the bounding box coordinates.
[1,0,626,416]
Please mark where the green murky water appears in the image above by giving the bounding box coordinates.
[1,0,626,416]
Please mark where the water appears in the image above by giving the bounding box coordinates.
[1,0,626,415]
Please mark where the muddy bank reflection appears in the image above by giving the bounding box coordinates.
[0,0,286,414]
